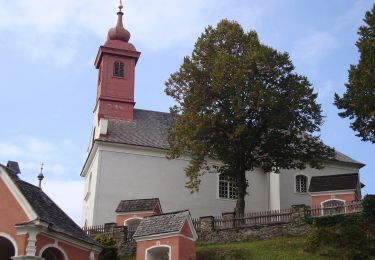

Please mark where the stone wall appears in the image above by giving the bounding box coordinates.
[197,205,311,244]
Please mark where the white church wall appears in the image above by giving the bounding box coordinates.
[279,163,360,209]
[82,149,100,226]
[89,143,269,225]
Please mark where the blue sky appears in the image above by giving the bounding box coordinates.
[0,0,374,224]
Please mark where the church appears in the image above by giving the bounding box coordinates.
[81,6,365,226]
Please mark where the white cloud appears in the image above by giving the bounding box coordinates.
[0,0,282,65]
[292,31,339,67]
[0,137,82,178]
[317,81,334,102]
[42,179,84,224]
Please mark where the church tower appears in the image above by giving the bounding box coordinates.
[94,2,140,122]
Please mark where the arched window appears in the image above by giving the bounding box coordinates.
[40,245,67,260]
[113,61,124,77]
[0,235,16,259]
[295,175,307,193]
[146,245,171,260]
[124,217,143,231]
[322,199,345,216]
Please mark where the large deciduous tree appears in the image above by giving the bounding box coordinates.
[165,20,334,215]
[334,4,375,143]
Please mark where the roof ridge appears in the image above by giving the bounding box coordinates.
[144,209,189,218]
[134,108,170,114]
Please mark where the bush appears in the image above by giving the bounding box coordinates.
[309,213,363,227]
[363,195,375,218]
[304,223,375,259]
[94,235,119,260]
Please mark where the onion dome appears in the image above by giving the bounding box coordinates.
[107,1,131,42]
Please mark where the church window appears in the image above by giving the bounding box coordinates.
[113,61,124,77]
[218,175,238,199]
[295,175,307,193]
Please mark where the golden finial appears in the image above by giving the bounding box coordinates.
[119,0,123,12]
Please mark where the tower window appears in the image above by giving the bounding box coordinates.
[295,175,307,193]
[113,61,124,77]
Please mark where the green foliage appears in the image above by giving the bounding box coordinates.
[94,235,119,260]
[197,236,322,260]
[165,19,335,214]
[305,219,375,259]
[308,213,363,227]
[363,194,375,218]
[334,4,375,143]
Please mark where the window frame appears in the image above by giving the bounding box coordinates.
[218,175,238,200]
[295,174,308,193]
[113,61,125,78]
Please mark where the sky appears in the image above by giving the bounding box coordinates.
[0,0,374,224]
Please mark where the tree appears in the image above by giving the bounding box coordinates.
[165,20,335,215]
[334,4,375,143]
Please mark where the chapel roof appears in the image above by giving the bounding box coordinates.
[1,165,100,246]
[115,198,161,213]
[308,173,359,192]
[133,210,190,238]
[98,109,364,167]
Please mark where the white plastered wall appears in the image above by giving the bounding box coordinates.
[279,163,360,209]
[87,142,269,225]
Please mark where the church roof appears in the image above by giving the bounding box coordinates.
[133,210,190,238]
[2,165,100,246]
[115,198,161,213]
[98,109,364,167]
[99,109,173,150]
[309,173,359,192]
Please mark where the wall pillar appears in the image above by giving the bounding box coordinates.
[291,204,308,224]
[104,222,116,232]
[25,231,38,256]
[200,216,214,233]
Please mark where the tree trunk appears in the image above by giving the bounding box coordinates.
[234,167,247,216]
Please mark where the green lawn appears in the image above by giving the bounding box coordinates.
[121,236,323,260]
[196,236,323,260]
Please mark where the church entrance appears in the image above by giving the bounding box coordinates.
[0,236,15,260]
[146,245,170,260]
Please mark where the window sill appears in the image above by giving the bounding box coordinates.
[217,197,237,202]
[294,192,309,195]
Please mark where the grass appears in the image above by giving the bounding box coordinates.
[196,236,324,260]
[120,236,324,260]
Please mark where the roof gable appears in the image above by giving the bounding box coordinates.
[0,165,99,246]
[115,198,162,213]
[134,210,193,238]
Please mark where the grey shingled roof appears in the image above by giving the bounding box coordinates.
[133,210,190,238]
[2,165,100,246]
[98,109,364,167]
[309,173,359,192]
[99,109,174,149]
[116,198,161,213]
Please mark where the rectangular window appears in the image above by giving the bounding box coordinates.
[219,175,238,199]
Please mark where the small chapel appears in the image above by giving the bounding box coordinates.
[81,4,365,227]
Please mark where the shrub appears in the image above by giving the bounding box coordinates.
[304,224,375,259]
[94,235,119,260]
[309,213,363,227]
[362,195,375,218]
